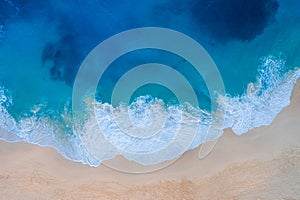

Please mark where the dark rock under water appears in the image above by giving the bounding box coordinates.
[42,34,81,85]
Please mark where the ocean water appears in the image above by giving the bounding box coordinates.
[0,0,300,167]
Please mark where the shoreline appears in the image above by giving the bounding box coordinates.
[0,81,299,199]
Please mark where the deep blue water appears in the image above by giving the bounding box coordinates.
[0,0,300,167]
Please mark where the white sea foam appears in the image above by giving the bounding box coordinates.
[0,89,99,166]
[0,56,299,166]
[221,57,300,135]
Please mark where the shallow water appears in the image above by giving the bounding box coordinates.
[0,0,299,167]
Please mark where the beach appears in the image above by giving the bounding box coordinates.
[0,81,299,199]
[0,0,299,199]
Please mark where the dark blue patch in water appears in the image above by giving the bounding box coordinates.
[42,34,82,85]
[37,0,193,86]
[191,0,279,42]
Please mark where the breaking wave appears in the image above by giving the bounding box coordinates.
[0,56,299,166]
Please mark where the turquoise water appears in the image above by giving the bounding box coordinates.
[0,0,300,166]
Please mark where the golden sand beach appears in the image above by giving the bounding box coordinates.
[0,82,299,199]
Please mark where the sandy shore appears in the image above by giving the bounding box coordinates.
[0,82,299,200]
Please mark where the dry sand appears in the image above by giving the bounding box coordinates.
[0,82,299,199]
